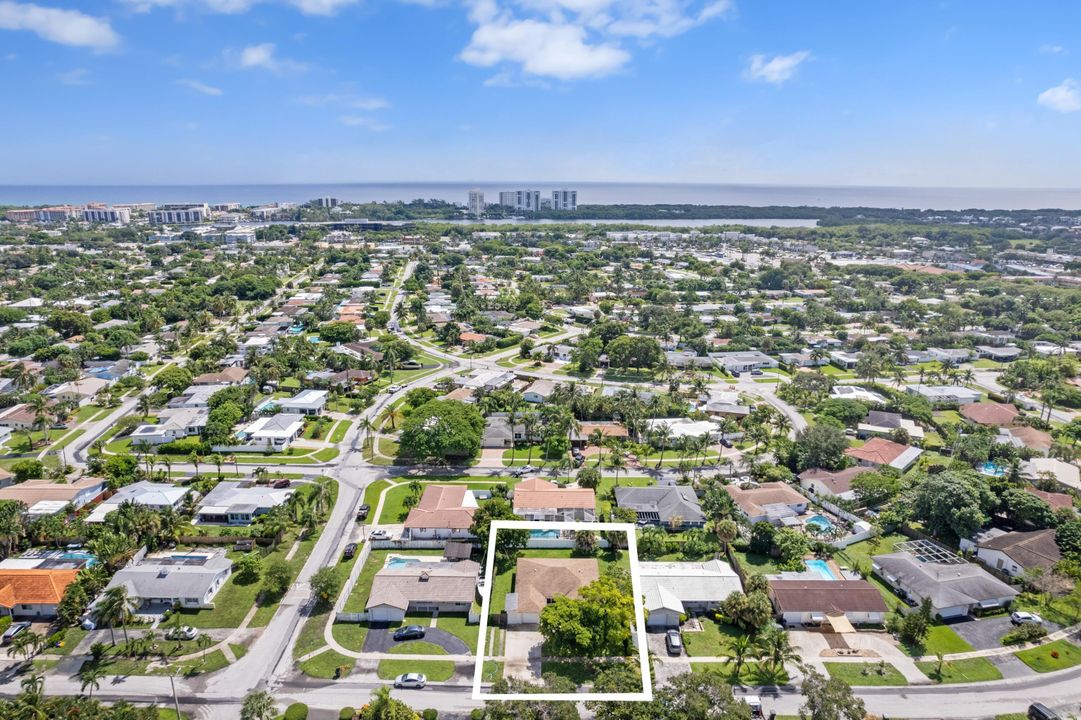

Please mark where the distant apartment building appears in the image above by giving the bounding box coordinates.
[38,206,81,222]
[551,189,578,211]
[82,205,132,224]
[498,190,541,212]
[468,189,485,216]
[4,209,37,223]
[314,197,339,208]
[149,203,210,224]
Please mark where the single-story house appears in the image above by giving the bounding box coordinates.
[798,467,871,502]
[973,528,1062,579]
[192,367,249,386]
[642,418,722,444]
[168,385,220,409]
[457,370,514,392]
[830,385,887,405]
[0,568,79,619]
[570,421,628,447]
[998,426,1053,455]
[960,402,1020,427]
[1023,457,1081,493]
[0,477,106,516]
[725,482,810,525]
[278,389,328,416]
[845,437,923,472]
[195,481,293,525]
[872,551,1019,619]
[505,558,599,625]
[402,485,478,540]
[512,477,596,522]
[615,486,706,528]
[85,481,190,523]
[212,413,305,453]
[47,377,109,406]
[710,350,778,374]
[857,410,925,442]
[0,404,37,431]
[768,579,889,627]
[128,408,208,446]
[365,559,480,622]
[639,560,742,628]
[522,380,556,404]
[905,385,983,406]
[104,548,232,610]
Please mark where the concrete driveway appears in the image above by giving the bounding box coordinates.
[362,625,470,655]
[648,630,691,685]
[503,626,542,682]
[946,615,1059,650]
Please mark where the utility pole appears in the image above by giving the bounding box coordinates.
[169,668,182,719]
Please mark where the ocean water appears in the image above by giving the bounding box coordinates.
[1,182,1080,211]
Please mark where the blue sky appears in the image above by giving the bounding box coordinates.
[1,0,1079,186]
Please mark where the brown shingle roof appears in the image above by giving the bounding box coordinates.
[0,569,79,608]
[1024,486,1073,510]
[724,482,808,517]
[402,485,476,530]
[366,560,480,611]
[798,467,872,495]
[844,437,910,466]
[0,477,104,507]
[979,529,1061,571]
[513,558,599,614]
[768,579,889,614]
[960,402,1019,426]
[513,477,596,511]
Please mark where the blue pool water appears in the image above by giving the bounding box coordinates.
[530,530,560,538]
[805,559,838,581]
[386,558,417,569]
[805,514,835,532]
[60,551,97,565]
[980,462,1005,477]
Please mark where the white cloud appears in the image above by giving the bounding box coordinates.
[0,1,119,50]
[287,0,358,14]
[1039,44,1067,56]
[339,115,389,131]
[298,93,388,110]
[177,78,223,95]
[56,68,89,85]
[231,42,308,73]
[745,50,811,85]
[122,0,358,14]
[462,17,630,79]
[455,0,727,81]
[1037,79,1080,113]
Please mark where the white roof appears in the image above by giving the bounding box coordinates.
[281,389,328,408]
[643,418,720,439]
[242,413,305,439]
[84,481,189,523]
[639,559,742,614]
[831,386,887,404]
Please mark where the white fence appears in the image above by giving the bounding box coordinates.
[335,612,369,623]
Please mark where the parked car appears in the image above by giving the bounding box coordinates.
[355,504,370,521]
[665,629,683,655]
[387,384,403,393]
[343,543,358,560]
[750,369,764,376]
[165,626,198,641]
[743,696,764,718]
[1,622,30,645]
[272,479,291,489]
[1028,703,1061,720]
[1011,611,1044,626]
[394,673,427,689]
[80,617,97,631]
[370,529,389,540]
[510,465,537,477]
[393,625,427,641]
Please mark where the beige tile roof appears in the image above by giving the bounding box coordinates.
[513,558,599,614]
[724,481,808,517]
[403,485,476,530]
[366,560,480,611]
[512,477,595,511]
[0,477,104,507]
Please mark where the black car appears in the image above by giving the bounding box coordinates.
[665,630,683,655]
[393,625,427,641]
[343,543,358,560]
[356,504,371,521]
[1028,704,1062,720]
[2,622,30,645]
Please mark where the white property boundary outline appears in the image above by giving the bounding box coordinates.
[470,520,652,702]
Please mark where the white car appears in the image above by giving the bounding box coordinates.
[394,673,427,689]
[387,384,403,393]
[166,625,199,641]
[370,529,389,540]
[1010,611,1044,626]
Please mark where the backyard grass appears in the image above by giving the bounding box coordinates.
[299,650,355,679]
[914,657,1002,684]
[1015,639,1081,673]
[901,624,973,657]
[1013,591,1081,627]
[728,548,785,576]
[823,662,908,686]
[377,659,456,681]
[388,640,448,655]
[342,550,445,615]
[682,619,742,657]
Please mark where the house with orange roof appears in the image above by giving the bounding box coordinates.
[0,568,79,618]
[512,477,596,522]
[402,485,479,540]
[844,437,923,472]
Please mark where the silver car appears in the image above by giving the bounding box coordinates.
[394,673,427,689]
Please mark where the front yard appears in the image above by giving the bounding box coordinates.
[914,657,1002,684]
[681,618,742,657]
[1015,639,1081,673]
[824,661,908,686]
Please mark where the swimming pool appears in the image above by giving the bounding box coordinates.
[804,514,835,533]
[805,559,838,581]
[980,462,1005,477]
[60,551,97,565]
[386,558,418,569]
[530,530,560,538]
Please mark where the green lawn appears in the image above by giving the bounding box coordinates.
[331,623,367,653]
[542,660,595,685]
[388,640,448,655]
[901,624,973,657]
[595,476,652,516]
[482,661,504,683]
[914,657,1002,684]
[329,420,353,443]
[933,410,964,425]
[1015,640,1081,673]
[376,659,456,681]
[682,619,743,657]
[823,662,908,686]
[502,445,567,466]
[728,548,785,576]
[1012,592,1081,627]
[690,661,790,685]
[438,613,480,651]
[299,650,355,679]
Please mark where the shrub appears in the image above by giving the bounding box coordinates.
[339,709,355,720]
[284,702,309,720]
[1001,623,1047,645]
[157,437,211,455]
[422,710,438,720]
[0,616,11,634]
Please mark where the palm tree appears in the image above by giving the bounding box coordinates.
[726,634,757,682]
[588,428,605,467]
[606,449,626,487]
[209,453,224,479]
[137,394,152,419]
[240,690,277,720]
[712,518,739,554]
[757,629,801,675]
[79,664,106,699]
[522,412,539,465]
[652,423,672,469]
[98,585,136,645]
[187,450,202,478]
[197,632,214,662]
